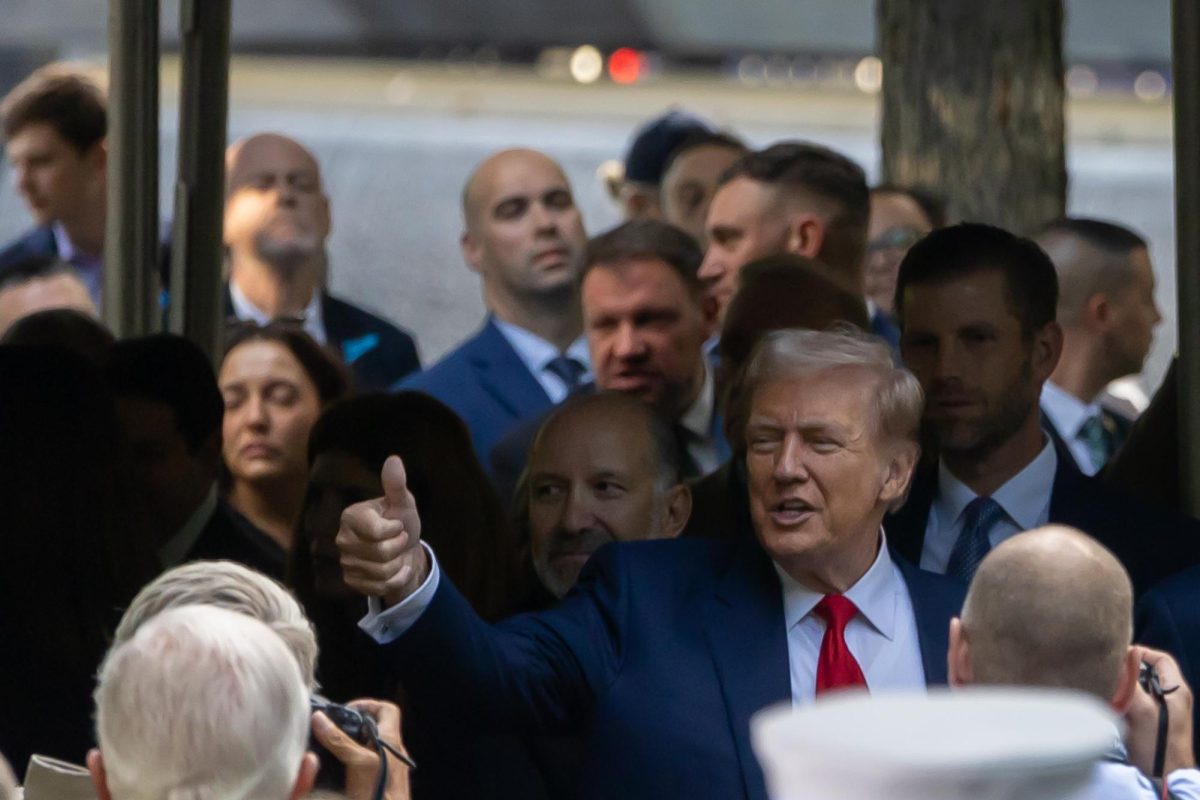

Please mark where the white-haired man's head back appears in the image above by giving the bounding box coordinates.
[89,604,317,800]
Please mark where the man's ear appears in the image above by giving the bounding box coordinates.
[461,230,483,275]
[288,752,319,800]
[1111,646,1142,714]
[87,749,113,800]
[785,214,826,260]
[880,441,919,510]
[661,483,693,538]
[1032,320,1064,383]
[947,618,973,688]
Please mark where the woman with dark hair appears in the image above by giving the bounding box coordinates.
[219,321,347,562]
[0,346,159,777]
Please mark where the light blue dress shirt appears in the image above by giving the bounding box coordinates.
[777,533,927,705]
[51,222,103,309]
[921,441,1056,573]
[492,318,591,404]
[1041,380,1106,476]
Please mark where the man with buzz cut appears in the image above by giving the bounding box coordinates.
[399,148,590,460]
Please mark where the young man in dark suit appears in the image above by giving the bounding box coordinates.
[223,133,420,392]
[399,148,590,459]
[887,223,1200,595]
[0,66,107,305]
[338,328,964,800]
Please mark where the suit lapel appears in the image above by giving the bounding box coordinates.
[892,557,964,686]
[884,463,936,565]
[704,538,790,800]
[470,319,554,418]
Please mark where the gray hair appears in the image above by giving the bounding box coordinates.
[114,560,318,690]
[738,326,923,444]
[94,604,311,800]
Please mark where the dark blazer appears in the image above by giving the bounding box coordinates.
[885,452,1200,596]
[1104,358,1179,509]
[1135,564,1200,763]
[382,536,965,800]
[223,284,420,392]
[400,317,556,462]
[489,381,732,507]
[683,458,752,540]
[0,225,58,274]
[184,500,286,580]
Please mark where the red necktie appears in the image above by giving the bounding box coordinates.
[814,594,868,695]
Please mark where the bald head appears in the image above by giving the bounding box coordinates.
[461,148,570,230]
[958,526,1132,700]
[224,132,330,273]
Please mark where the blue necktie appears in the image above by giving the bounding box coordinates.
[946,496,1006,581]
[1077,415,1112,472]
[545,354,586,394]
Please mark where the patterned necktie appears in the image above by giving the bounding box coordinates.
[1077,415,1112,472]
[545,354,586,394]
[814,594,868,695]
[946,496,1006,581]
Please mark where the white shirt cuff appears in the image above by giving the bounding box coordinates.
[357,542,441,645]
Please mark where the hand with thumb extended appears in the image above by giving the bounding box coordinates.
[336,455,429,607]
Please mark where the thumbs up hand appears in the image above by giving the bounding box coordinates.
[337,455,429,607]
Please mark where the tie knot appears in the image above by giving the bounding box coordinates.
[545,354,586,389]
[962,495,1005,530]
[815,594,860,632]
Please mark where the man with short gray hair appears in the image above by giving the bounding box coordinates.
[336,327,966,800]
[87,604,317,800]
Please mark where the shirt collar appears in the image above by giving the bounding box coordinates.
[158,485,218,568]
[492,316,591,376]
[774,532,901,641]
[1041,381,1103,439]
[678,360,716,440]
[228,279,327,345]
[936,438,1058,531]
[50,222,102,268]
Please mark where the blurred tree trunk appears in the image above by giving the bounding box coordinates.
[878,0,1066,234]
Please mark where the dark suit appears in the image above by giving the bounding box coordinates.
[1104,358,1179,509]
[183,500,286,580]
[885,452,1200,596]
[381,537,964,800]
[0,225,58,275]
[400,317,555,461]
[489,381,731,506]
[683,458,752,540]
[1041,404,1134,474]
[1135,563,1200,762]
[223,285,420,392]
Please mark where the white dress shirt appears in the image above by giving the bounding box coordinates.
[777,534,927,705]
[492,318,592,404]
[228,279,328,345]
[676,361,721,475]
[1041,380,1106,476]
[920,441,1056,573]
[1084,735,1200,799]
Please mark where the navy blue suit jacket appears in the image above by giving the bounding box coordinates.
[383,536,965,800]
[399,317,554,460]
[885,452,1200,596]
[0,225,58,274]
[1135,564,1200,763]
[222,285,420,392]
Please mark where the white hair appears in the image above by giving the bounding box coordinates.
[113,560,318,689]
[740,326,924,443]
[95,604,311,800]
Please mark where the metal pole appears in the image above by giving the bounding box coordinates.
[1173,0,1200,516]
[104,0,159,337]
[168,0,232,359]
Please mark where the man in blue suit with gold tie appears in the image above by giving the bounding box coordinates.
[398,148,591,460]
[338,327,965,800]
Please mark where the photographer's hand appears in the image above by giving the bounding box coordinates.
[1125,646,1195,778]
[312,699,411,800]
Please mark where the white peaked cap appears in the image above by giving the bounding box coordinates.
[752,688,1116,800]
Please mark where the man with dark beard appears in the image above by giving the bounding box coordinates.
[223,133,420,390]
[885,223,1200,594]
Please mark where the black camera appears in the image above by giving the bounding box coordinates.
[310,694,416,770]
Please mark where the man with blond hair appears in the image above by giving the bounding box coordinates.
[338,327,965,800]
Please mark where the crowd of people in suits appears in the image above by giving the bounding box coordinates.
[2,60,1200,800]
